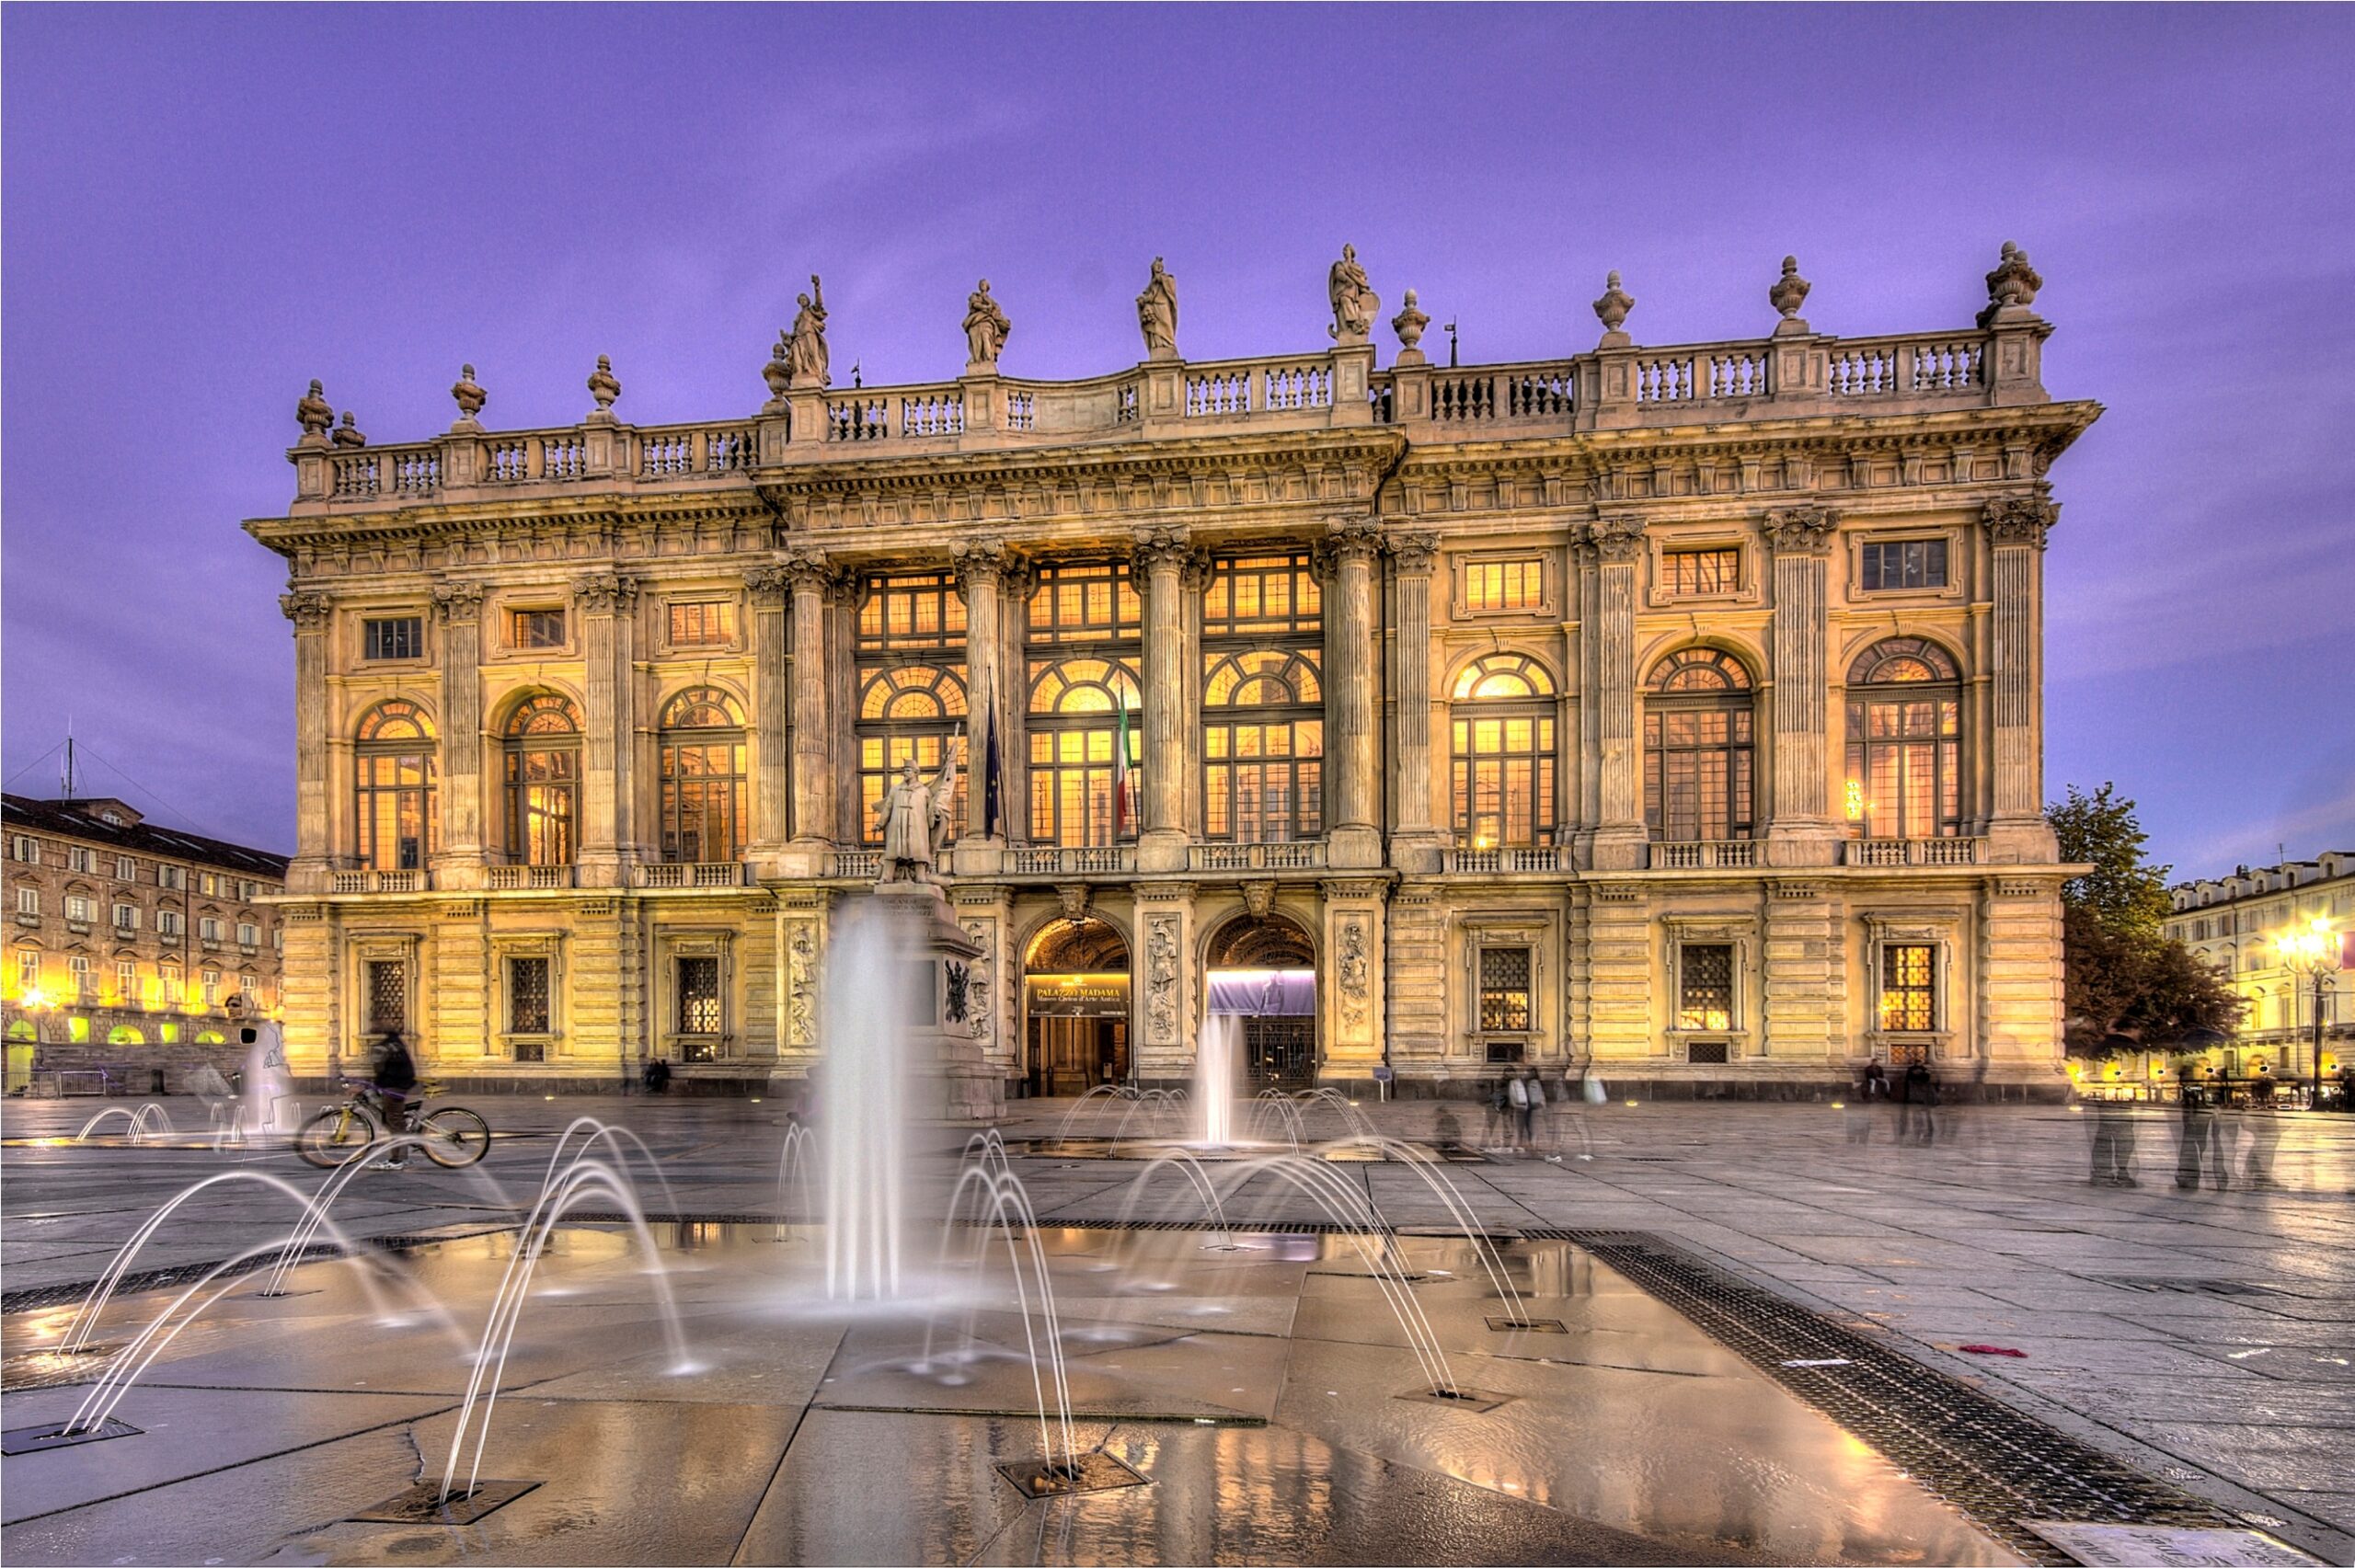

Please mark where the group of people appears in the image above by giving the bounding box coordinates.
[1443,1065,1604,1160]
[1850,1059,1947,1144]
[2088,1072,2286,1191]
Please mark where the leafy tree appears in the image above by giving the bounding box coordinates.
[2049,784,2245,1057]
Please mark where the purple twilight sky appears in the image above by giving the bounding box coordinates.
[4,5,2349,877]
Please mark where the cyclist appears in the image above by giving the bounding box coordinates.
[368,1028,420,1169]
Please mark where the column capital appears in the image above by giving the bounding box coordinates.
[776,546,844,594]
[1583,514,1647,564]
[950,536,1017,589]
[1758,503,1838,555]
[431,578,486,624]
[571,571,639,615]
[1128,524,1193,577]
[743,563,794,606]
[279,588,335,630]
[1313,516,1384,579]
[1384,531,1441,572]
[1983,494,2059,550]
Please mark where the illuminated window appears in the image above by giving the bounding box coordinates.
[1027,564,1142,847]
[363,616,424,660]
[1450,654,1557,847]
[1645,648,1754,841]
[1678,944,1735,1030]
[1661,548,1740,597]
[858,664,969,845]
[667,600,738,647]
[509,607,567,650]
[159,963,181,1004]
[1879,944,1937,1032]
[1844,639,1962,839]
[115,960,139,1003]
[1860,540,1948,592]
[17,949,41,994]
[1478,947,1532,1033]
[1202,555,1323,843]
[856,572,968,651]
[502,693,581,866]
[1202,553,1319,636]
[676,956,722,1058]
[657,689,747,863]
[354,700,439,872]
[201,968,221,1006]
[65,896,94,924]
[1463,558,1543,613]
[1027,562,1141,645]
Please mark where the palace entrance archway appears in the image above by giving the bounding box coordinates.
[1024,917,1131,1097]
[1205,911,1318,1086]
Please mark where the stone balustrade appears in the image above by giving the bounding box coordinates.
[1843,837,1986,868]
[285,318,2044,510]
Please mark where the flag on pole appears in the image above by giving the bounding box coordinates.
[982,694,1004,838]
[1113,692,1135,837]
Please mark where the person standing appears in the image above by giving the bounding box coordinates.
[1522,1067,1549,1157]
[2088,1096,2139,1186]
[2241,1075,2281,1188]
[643,1057,672,1095]
[1506,1070,1532,1154]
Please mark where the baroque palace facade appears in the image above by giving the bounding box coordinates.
[247,246,2095,1099]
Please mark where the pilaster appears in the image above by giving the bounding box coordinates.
[1581,884,1652,1065]
[953,540,1012,850]
[781,549,839,875]
[1984,497,2061,863]
[280,590,335,892]
[1384,532,1443,871]
[1979,876,2066,1085]
[744,565,793,879]
[573,572,638,887]
[431,579,488,886]
[1318,877,1388,1082]
[1761,880,1844,1063]
[1584,518,1646,870]
[1760,506,1840,867]
[1132,882,1199,1082]
[1318,517,1384,869]
[1383,881,1447,1062]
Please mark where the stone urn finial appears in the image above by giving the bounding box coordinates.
[1978,240,2044,326]
[451,363,488,425]
[763,330,793,404]
[1391,287,1431,361]
[587,353,622,416]
[331,410,367,449]
[1592,269,1636,340]
[296,379,334,442]
[1769,255,1811,323]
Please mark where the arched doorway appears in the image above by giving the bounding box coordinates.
[1206,911,1317,1087]
[1024,918,1131,1096]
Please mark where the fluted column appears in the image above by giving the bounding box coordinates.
[572,574,638,884]
[1585,517,1646,870]
[781,550,839,859]
[1132,527,1192,872]
[431,579,487,885]
[1384,532,1441,869]
[744,566,793,874]
[1985,496,2061,862]
[1322,518,1384,869]
[1761,506,1838,866]
[954,541,1010,845]
[281,589,335,891]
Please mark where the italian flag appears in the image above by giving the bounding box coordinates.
[1113,695,1136,836]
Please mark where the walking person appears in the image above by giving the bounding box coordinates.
[1482,1078,1508,1150]
[1507,1070,1534,1155]
[2174,1064,2227,1190]
[368,1028,419,1170]
[1522,1067,1550,1157]
[2088,1096,2139,1186]
[1557,1062,1596,1161]
[2241,1075,2282,1188]
[1901,1060,1933,1143]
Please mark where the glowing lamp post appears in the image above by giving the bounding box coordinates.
[2278,917,2341,1108]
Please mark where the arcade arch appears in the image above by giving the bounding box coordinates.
[1022,917,1131,1096]
[1204,910,1318,1085]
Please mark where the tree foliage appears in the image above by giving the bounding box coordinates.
[2049,784,2244,1056]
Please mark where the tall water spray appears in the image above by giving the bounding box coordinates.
[821,903,913,1299]
[1195,1013,1240,1145]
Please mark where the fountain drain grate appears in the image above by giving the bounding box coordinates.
[996,1451,1149,1497]
[1486,1316,1568,1333]
[1528,1229,2241,1565]
[348,1479,543,1525]
[1,1417,140,1456]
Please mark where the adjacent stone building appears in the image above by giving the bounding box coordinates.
[2165,853,2353,1082]
[3,794,289,1093]
[246,246,2094,1099]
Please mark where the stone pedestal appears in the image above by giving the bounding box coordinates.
[868,882,1000,1124]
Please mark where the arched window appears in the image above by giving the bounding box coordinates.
[1450,653,1558,847]
[858,664,968,845]
[1644,648,1755,841]
[1204,649,1322,842]
[1028,657,1140,847]
[1844,637,1962,839]
[501,693,580,866]
[657,689,747,863]
[354,700,437,872]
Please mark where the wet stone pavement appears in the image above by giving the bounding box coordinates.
[2,1092,2350,1565]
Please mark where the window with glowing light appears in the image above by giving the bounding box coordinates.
[354,700,439,872]
[1844,639,1962,839]
[1644,648,1754,841]
[1677,944,1735,1030]
[1450,654,1558,848]
[1878,944,1937,1032]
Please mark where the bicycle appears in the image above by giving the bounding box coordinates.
[295,1078,490,1169]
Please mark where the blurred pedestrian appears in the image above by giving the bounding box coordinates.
[1557,1064,1595,1160]
[1508,1070,1534,1153]
[2175,1064,2228,1190]
[368,1028,419,1170]
[1522,1066,1549,1157]
[2242,1075,2281,1188]
[2088,1096,2139,1186]
[1901,1060,1935,1143]
[1482,1079,1508,1150]
[1862,1060,1890,1101]
[643,1057,672,1094]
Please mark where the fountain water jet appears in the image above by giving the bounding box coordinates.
[1195,1014,1241,1144]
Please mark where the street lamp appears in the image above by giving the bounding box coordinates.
[2278,916,2341,1108]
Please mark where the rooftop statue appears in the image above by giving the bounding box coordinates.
[1328,243,1380,343]
[875,734,960,886]
[963,279,1011,368]
[786,274,830,388]
[1136,257,1178,361]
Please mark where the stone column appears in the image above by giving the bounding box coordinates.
[1384,532,1442,871]
[431,579,487,887]
[280,590,335,892]
[573,573,638,887]
[1760,506,1838,867]
[1585,518,1647,870]
[1321,518,1384,869]
[744,566,793,878]
[782,550,838,870]
[1132,527,1192,873]
[953,541,1010,850]
[1984,498,2061,863]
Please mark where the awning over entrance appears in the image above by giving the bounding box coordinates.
[1208,968,1315,1016]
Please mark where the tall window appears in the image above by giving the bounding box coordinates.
[657,689,747,863]
[1203,553,1323,842]
[354,700,438,872]
[117,959,139,1004]
[676,956,721,1060]
[1878,944,1937,1031]
[113,902,140,932]
[365,959,407,1034]
[114,855,136,881]
[1027,563,1142,847]
[502,692,581,866]
[1677,944,1735,1030]
[1845,638,1962,839]
[14,887,36,917]
[17,949,41,995]
[856,573,969,846]
[70,956,94,1000]
[509,956,551,1035]
[1477,946,1533,1061]
[1450,653,1558,847]
[1644,648,1755,841]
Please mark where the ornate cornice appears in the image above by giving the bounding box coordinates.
[1759,503,1837,555]
[1983,495,2059,550]
[279,589,334,630]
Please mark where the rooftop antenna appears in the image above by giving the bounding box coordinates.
[1442,320,1459,368]
[62,726,76,801]
[851,360,863,389]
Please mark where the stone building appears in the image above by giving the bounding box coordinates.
[3,793,289,1093]
[246,246,2093,1099]
[2165,853,2353,1082]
